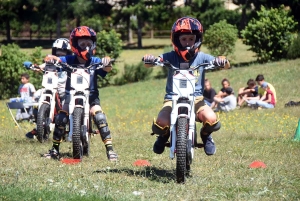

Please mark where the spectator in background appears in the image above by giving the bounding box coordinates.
[203,79,216,107]
[237,79,258,108]
[16,73,36,121]
[213,87,237,112]
[247,74,277,107]
[248,82,275,109]
[211,78,232,109]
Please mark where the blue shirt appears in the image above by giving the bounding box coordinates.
[59,55,107,96]
[160,51,215,100]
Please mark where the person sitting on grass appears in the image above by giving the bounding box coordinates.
[213,87,237,112]
[249,82,275,109]
[237,78,258,108]
[16,73,36,121]
[210,78,232,109]
[247,74,277,107]
[203,79,216,107]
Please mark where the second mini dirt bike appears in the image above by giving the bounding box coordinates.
[26,63,62,143]
[148,59,220,183]
[56,62,108,160]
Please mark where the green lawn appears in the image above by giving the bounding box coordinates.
[1,39,300,200]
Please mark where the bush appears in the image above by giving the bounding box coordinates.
[241,5,298,63]
[0,44,43,99]
[287,33,300,59]
[94,29,123,87]
[114,62,153,85]
[204,20,238,56]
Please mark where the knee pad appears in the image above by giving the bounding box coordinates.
[93,111,111,141]
[152,119,169,136]
[54,110,69,129]
[202,121,221,134]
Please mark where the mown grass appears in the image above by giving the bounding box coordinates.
[1,39,300,201]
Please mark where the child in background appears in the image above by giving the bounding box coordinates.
[213,87,237,112]
[203,79,216,107]
[16,73,36,121]
[250,82,275,109]
[237,79,258,108]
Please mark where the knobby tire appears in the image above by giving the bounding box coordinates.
[73,107,84,159]
[36,104,50,143]
[176,117,188,183]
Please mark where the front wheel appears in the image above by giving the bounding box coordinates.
[176,117,188,183]
[36,104,50,143]
[73,107,84,159]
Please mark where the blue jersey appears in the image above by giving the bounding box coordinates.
[160,51,215,100]
[59,55,107,97]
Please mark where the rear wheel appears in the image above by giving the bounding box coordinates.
[176,117,188,183]
[73,107,84,159]
[36,104,50,143]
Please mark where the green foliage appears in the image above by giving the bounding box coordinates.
[241,6,298,63]
[94,29,122,88]
[114,62,153,85]
[184,0,241,31]
[204,20,238,56]
[97,68,118,88]
[0,44,27,99]
[287,33,300,59]
[95,30,123,59]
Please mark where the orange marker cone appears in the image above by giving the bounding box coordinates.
[249,160,267,169]
[133,160,151,167]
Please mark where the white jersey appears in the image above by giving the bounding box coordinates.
[18,83,36,102]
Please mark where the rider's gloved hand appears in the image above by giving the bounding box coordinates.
[101,56,112,67]
[102,56,112,72]
[44,55,61,64]
[212,56,228,67]
[23,61,32,69]
[143,54,156,64]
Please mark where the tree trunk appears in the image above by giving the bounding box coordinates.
[76,17,81,27]
[6,19,11,42]
[137,17,142,48]
[56,13,61,38]
[127,15,133,44]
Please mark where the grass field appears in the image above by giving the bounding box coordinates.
[1,39,300,200]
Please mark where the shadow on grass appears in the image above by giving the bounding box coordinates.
[93,166,175,183]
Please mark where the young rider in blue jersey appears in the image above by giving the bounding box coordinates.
[143,17,230,156]
[43,26,118,161]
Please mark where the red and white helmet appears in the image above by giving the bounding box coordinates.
[171,17,203,61]
[69,26,97,60]
[52,38,72,56]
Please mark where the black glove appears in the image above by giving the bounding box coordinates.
[212,56,227,67]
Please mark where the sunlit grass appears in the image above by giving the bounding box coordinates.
[1,41,300,200]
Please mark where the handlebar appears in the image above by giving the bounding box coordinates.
[143,58,217,71]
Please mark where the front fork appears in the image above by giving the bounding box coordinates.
[67,94,89,143]
[169,102,195,160]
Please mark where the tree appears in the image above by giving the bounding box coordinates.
[0,0,26,42]
[242,6,298,62]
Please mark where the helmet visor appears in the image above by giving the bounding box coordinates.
[78,38,93,49]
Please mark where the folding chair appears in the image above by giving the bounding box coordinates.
[6,102,30,128]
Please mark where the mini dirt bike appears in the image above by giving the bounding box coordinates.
[148,59,220,183]
[56,61,109,160]
[25,63,62,143]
